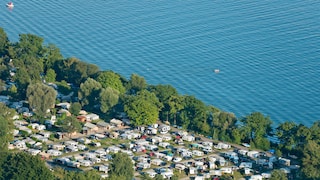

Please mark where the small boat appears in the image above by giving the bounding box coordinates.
[214,69,220,73]
[6,2,14,8]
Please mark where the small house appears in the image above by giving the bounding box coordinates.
[151,136,163,144]
[214,142,231,150]
[146,127,157,135]
[239,162,253,169]
[18,126,32,134]
[27,149,41,156]
[189,167,196,175]
[182,135,195,142]
[159,142,170,148]
[64,140,78,147]
[110,118,124,127]
[208,161,216,169]
[160,134,172,141]
[202,146,212,153]
[210,170,222,176]
[96,121,111,130]
[79,159,93,167]
[136,162,151,169]
[47,149,63,156]
[39,131,51,138]
[98,165,109,173]
[238,149,248,156]
[249,175,263,180]
[120,133,133,140]
[161,170,174,179]
[83,122,98,133]
[145,170,157,178]
[55,132,65,140]
[247,151,260,158]
[158,124,170,134]
[175,163,186,171]
[54,157,70,165]
[85,113,100,121]
[278,157,291,166]
[146,144,158,151]
[181,151,192,157]
[220,167,233,174]
[244,168,253,175]
[77,115,87,122]
[56,102,71,109]
[151,158,163,166]
[30,123,46,131]
[135,139,149,146]
[202,141,213,147]
[66,161,80,168]
[109,132,119,139]
[107,146,121,153]
[49,144,65,151]
[192,150,204,156]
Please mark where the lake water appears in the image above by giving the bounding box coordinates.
[1,1,319,126]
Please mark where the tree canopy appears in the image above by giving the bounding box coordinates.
[26,83,57,116]
[240,112,272,150]
[109,153,134,180]
[124,90,162,126]
[301,140,320,179]
[0,104,15,151]
[270,169,288,180]
[95,70,125,94]
[0,152,54,180]
[78,78,102,107]
[59,116,82,136]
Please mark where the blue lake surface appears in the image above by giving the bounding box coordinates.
[1,1,319,126]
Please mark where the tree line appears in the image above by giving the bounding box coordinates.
[0,27,320,179]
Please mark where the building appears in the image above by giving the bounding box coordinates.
[110,118,124,127]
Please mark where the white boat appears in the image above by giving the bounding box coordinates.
[214,69,220,73]
[6,2,14,8]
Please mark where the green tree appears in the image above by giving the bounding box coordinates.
[168,95,184,125]
[78,78,102,107]
[0,152,54,180]
[276,122,298,152]
[13,67,31,99]
[99,87,119,113]
[155,174,164,180]
[270,169,288,180]
[42,44,63,71]
[149,84,179,121]
[69,102,82,115]
[231,128,241,144]
[45,68,56,83]
[310,121,320,144]
[56,169,100,180]
[240,112,272,149]
[55,57,99,86]
[109,153,134,180]
[0,104,15,151]
[124,90,162,126]
[15,34,45,57]
[26,83,57,116]
[8,84,18,97]
[212,112,237,140]
[127,73,147,94]
[295,124,311,148]
[301,140,320,179]
[0,28,9,56]
[59,116,82,137]
[177,95,207,131]
[96,70,125,94]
